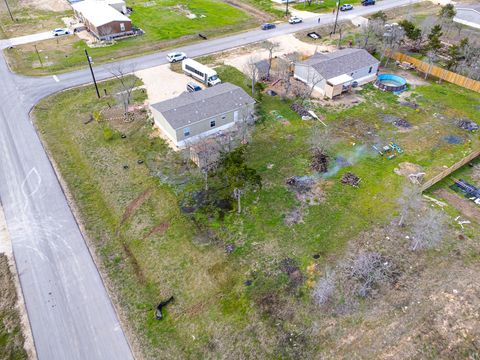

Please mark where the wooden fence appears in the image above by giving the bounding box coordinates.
[421,149,480,192]
[391,52,480,93]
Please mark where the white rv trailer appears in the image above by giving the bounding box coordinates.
[182,58,221,87]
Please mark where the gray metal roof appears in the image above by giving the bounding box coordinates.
[298,48,379,80]
[151,82,255,130]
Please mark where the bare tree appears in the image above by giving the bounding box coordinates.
[261,41,280,80]
[244,55,260,97]
[110,64,139,121]
[424,50,437,80]
[397,184,422,227]
[410,207,447,251]
[381,23,405,66]
[312,269,336,306]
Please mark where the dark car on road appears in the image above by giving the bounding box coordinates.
[362,0,375,5]
[261,23,276,30]
[340,4,353,11]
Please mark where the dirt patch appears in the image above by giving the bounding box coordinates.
[19,0,70,12]
[394,162,423,177]
[434,189,480,222]
[222,0,273,22]
[143,222,170,239]
[121,188,153,225]
[286,176,327,205]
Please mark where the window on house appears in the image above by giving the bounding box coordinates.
[183,127,190,137]
[210,120,216,127]
[120,23,125,32]
[368,66,373,74]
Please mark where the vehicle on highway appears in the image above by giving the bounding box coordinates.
[52,28,70,36]
[288,16,303,24]
[187,82,202,92]
[340,4,353,11]
[167,52,187,63]
[182,58,221,87]
[361,0,375,5]
[261,23,276,30]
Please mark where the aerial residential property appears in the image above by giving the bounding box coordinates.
[294,48,380,98]
[72,0,132,40]
[150,82,255,148]
[1,0,480,359]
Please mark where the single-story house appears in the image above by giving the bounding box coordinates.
[72,1,132,40]
[150,83,255,148]
[294,48,380,99]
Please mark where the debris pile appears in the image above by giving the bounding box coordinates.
[155,296,174,320]
[290,103,310,117]
[393,118,412,128]
[286,176,315,193]
[341,172,361,187]
[310,148,329,173]
[457,118,479,131]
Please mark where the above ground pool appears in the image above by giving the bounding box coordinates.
[375,74,407,93]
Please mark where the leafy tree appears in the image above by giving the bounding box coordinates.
[370,11,388,24]
[398,20,421,43]
[446,44,461,70]
[439,4,456,20]
[214,145,261,214]
[426,24,443,53]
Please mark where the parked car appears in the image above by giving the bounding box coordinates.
[340,4,353,11]
[52,28,70,36]
[166,52,187,63]
[361,0,375,5]
[288,16,303,24]
[186,82,202,92]
[261,23,276,30]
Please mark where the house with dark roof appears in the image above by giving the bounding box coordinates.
[294,48,379,98]
[150,83,255,148]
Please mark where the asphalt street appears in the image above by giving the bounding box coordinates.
[0,0,418,358]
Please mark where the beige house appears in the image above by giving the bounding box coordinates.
[151,83,255,149]
[294,48,379,99]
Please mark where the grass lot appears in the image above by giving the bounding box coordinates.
[4,0,255,75]
[0,254,27,360]
[0,4,71,39]
[33,66,480,358]
[293,0,361,13]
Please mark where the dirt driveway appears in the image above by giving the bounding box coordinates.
[434,189,480,222]
[137,64,204,104]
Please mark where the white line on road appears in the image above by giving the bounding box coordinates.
[53,75,59,82]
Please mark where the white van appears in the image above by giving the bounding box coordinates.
[182,58,221,87]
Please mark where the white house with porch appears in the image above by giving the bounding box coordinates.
[294,48,380,99]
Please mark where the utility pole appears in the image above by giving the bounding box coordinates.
[285,0,289,17]
[332,1,341,34]
[34,45,43,67]
[3,0,14,22]
[85,49,100,99]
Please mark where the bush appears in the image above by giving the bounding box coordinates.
[103,126,115,141]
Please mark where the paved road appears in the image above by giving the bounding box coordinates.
[0,0,418,359]
[0,31,55,49]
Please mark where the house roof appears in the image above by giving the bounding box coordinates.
[298,48,379,80]
[151,83,255,130]
[72,1,130,27]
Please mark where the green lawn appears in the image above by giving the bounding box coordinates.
[0,5,71,39]
[293,0,362,13]
[4,0,256,75]
[32,66,480,358]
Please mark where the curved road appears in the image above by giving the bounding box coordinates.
[0,0,417,358]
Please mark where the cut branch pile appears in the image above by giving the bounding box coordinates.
[457,118,479,131]
[310,147,329,173]
[341,172,361,187]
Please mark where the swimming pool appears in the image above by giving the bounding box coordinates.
[375,74,407,93]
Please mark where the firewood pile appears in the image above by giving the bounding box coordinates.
[310,148,329,173]
[341,172,361,187]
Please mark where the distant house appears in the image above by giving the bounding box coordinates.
[72,1,132,40]
[294,48,379,99]
[150,83,255,148]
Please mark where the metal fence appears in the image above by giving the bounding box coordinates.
[392,52,480,93]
